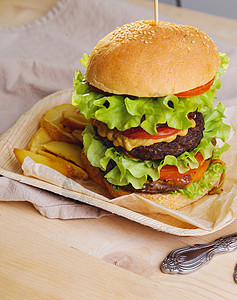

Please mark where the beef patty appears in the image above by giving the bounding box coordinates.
[122,111,204,161]
[101,162,193,194]
[121,175,193,194]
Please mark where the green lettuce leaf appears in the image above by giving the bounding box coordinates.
[82,116,230,191]
[72,53,229,134]
[177,162,226,200]
[80,53,90,67]
[83,123,227,198]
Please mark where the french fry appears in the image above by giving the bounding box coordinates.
[14,104,90,181]
[40,104,77,127]
[42,141,83,167]
[27,128,52,153]
[14,148,74,178]
[42,119,80,144]
[37,150,88,180]
[61,110,89,130]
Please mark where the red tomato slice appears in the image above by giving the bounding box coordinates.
[190,159,210,182]
[174,77,215,98]
[159,152,205,180]
[121,126,181,140]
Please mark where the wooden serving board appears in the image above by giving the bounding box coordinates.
[0,88,237,237]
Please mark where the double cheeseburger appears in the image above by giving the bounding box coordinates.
[72,20,230,209]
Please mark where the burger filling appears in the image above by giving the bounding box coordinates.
[72,52,230,200]
[117,112,203,161]
[93,112,203,161]
[93,119,195,152]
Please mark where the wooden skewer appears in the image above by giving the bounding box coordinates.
[154,0,159,24]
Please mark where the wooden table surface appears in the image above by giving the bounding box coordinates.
[1,1,237,299]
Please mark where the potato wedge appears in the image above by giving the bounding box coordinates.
[14,104,91,180]
[42,119,80,144]
[27,128,52,153]
[40,104,77,127]
[37,150,88,180]
[42,141,83,167]
[61,110,89,130]
[14,148,74,178]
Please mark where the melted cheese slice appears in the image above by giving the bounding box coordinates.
[94,120,196,151]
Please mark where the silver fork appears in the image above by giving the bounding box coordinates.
[161,232,237,283]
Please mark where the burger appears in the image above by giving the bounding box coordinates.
[72,20,230,209]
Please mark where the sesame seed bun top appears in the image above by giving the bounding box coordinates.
[85,20,220,97]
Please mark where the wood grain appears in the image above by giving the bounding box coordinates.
[1,202,185,300]
[2,200,237,299]
[0,0,58,26]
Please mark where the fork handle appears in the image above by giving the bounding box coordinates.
[161,232,237,274]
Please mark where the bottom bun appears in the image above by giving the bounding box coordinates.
[81,149,220,210]
[103,180,220,210]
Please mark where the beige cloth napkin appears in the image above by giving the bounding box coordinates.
[0,177,109,218]
[1,0,237,219]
